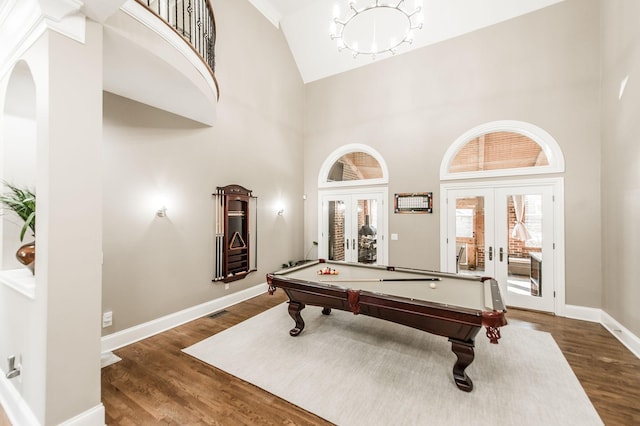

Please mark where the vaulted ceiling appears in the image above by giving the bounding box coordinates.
[247,0,565,83]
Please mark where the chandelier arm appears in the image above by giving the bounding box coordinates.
[331,0,424,59]
[407,7,422,17]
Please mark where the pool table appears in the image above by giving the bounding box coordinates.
[266,259,507,392]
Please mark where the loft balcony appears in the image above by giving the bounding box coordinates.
[1,1,218,125]
[103,0,218,125]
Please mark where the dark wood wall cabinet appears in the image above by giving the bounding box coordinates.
[213,184,257,283]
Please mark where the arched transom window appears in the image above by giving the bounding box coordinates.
[451,131,549,173]
[441,121,564,180]
[319,143,389,188]
[328,151,383,182]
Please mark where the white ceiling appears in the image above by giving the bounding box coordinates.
[247,0,564,83]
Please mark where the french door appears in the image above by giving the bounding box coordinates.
[319,189,387,265]
[441,179,563,313]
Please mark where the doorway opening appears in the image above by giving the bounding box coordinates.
[318,144,389,266]
[440,121,565,313]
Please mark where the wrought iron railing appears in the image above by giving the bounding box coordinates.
[136,0,216,75]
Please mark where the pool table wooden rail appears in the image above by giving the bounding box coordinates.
[266,260,507,392]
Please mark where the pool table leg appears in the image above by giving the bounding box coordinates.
[449,338,475,392]
[287,301,306,336]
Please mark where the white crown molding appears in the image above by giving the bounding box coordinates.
[101,283,268,352]
[0,0,86,81]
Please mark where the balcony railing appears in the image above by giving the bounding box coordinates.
[136,0,216,75]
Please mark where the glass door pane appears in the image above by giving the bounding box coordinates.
[356,198,378,264]
[327,200,346,261]
[444,183,558,313]
[455,196,486,277]
[321,190,387,265]
[505,194,543,297]
[495,186,554,312]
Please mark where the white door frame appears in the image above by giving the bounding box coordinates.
[318,186,389,265]
[440,177,565,315]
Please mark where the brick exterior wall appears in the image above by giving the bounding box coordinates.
[450,131,549,173]
[329,202,345,261]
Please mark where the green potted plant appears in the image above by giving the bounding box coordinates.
[0,182,36,273]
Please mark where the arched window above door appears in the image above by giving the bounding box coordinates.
[441,121,564,180]
[318,143,389,188]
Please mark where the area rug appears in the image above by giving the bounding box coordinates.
[183,304,602,425]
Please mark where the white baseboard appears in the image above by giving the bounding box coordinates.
[563,304,640,360]
[58,404,105,426]
[100,352,122,368]
[3,294,637,426]
[101,283,268,353]
[0,373,39,426]
[601,311,640,359]
[0,375,105,426]
[562,304,602,323]
[101,287,640,363]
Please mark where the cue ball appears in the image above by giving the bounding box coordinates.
[430,282,437,289]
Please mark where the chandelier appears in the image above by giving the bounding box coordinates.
[329,0,424,59]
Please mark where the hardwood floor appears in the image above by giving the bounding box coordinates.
[506,309,640,425]
[102,292,328,426]
[2,292,639,425]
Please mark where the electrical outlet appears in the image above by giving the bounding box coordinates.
[224,283,230,290]
[102,311,113,328]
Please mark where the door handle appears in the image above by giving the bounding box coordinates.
[353,238,356,250]
[499,247,504,262]
[346,239,349,250]
[488,246,493,261]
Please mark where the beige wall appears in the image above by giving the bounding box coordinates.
[304,0,603,308]
[6,0,639,423]
[44,25,104,425]
[600,0,640,336]
[0,21,104,424]
[101,0,305,333]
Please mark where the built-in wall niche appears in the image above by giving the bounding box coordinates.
[213,185,257,283]
[1,61,37,275]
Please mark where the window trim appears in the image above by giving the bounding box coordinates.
[440,120,565,180]
[318,143,389,188]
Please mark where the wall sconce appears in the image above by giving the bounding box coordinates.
[153,194,170,218]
